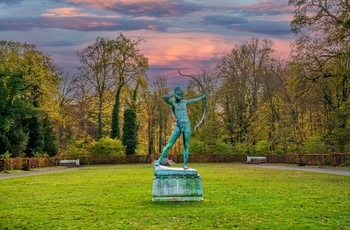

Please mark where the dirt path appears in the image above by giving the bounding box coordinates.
[243,164,350,176]
[0,167,83,180]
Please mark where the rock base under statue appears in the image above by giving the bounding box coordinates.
[152,165,203,201]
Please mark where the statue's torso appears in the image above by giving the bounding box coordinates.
[172,100,189,123]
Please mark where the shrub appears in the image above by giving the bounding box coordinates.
[0,151,11,159]
[188,138,208,154]
[252,140,271,156]
[90,137,125,156]
[64,137,92,159]
[302,135,327,154]
[135,142,147,155]
[232,142,249,154]
[212,139,234,154]
[275,149,285,155]
[33,152,49,158]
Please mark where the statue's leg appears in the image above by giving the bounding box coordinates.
[182,131,191,169]
[155,128,180,166]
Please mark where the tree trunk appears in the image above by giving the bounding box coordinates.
[98,109,102,140]
[148,118,154,155]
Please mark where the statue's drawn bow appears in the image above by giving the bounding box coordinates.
[178,70,206,133]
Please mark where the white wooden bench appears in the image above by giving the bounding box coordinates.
[246,156,266,164]
[60,159,80,166]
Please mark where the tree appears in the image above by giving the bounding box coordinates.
[151,76,171,153]
[26,115,45,156]
[216,38,274,145]
[143,89,157,155]
[289,0,350,151]
[0,72,31,156]
[55,73,78,149]
[76,37,115,140]
[110,33,148,139]
[42,116,58,156]
[289,0,350,41]
[122,108,137,155]
[76,34,148,140]
[0,40,61,157]
[186,68,222,145]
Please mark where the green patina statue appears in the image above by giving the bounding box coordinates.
[154,86,206,169]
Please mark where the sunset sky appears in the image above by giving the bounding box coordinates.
[0,0,296,86]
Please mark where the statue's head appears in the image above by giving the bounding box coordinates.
[174,87,183,100]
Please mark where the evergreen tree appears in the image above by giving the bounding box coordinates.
[26,115,44,157]
[0,132,10,155]
[43,116,58,157]
[0,41,60,157]
[0,72,35,156]
[122,108,137,155]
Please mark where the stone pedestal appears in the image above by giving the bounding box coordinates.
[152,165,203,201]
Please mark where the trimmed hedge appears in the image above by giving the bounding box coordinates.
[0,158,23,170]
[1,153,350,171]
[330,153,350,166]
[266,154,300,164]
[176,154,246,163]
[80,155,152,165]
[0,157,61,171]
[304,154,330,166]
[266,153,350,166]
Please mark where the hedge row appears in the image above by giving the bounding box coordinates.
[174,154,246,163]
[330,154,350,166]
[266,154,300,164]
[0,157,61,171]
[80,155,153,165]
[0,155,153,170]
[266,153,350,166]
[1,153,350,171]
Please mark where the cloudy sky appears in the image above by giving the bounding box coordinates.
[0,0,295,86]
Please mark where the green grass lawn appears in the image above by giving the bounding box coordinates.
[0,163,349,229]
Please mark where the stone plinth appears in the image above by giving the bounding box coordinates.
[152,165,203,201]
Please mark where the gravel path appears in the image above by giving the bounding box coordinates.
[1,164,350,181]
[0,167,83,180]
[243,164,350,176]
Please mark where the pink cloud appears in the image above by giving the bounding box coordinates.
[42,7,122,18]
[139,32,231,67]
[43,8,96,17]
[65,0,171,12]
[271,39,291,59]
[126,30,291,86]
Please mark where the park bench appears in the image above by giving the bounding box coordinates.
[60,159,80,166]
[246,156,266,164]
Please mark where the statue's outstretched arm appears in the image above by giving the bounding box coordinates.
[177,70,207,132]
[186,93,206,105]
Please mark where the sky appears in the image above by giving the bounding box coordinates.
[0,0,296,86]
